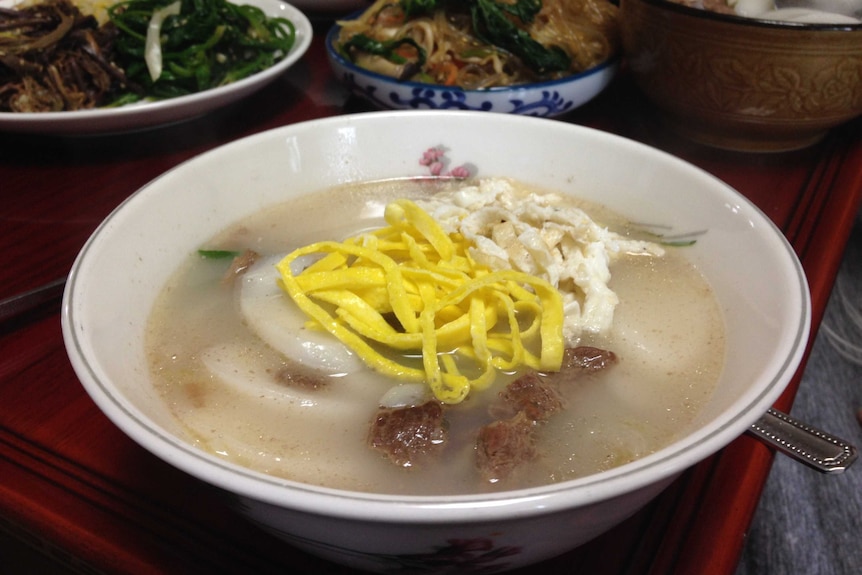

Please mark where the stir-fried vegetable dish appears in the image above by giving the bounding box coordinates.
[336,0,619,89]
[109,0,295,100]
[0,0,297,112]
[0,0,123,111]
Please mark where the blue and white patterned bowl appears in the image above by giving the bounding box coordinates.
[325,20,618,117]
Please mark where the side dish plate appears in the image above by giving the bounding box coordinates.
[326,17,618,118]
[0,0,313,135]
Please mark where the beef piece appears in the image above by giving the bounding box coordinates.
[369,401,447,467]
[477,346,618,482]
[221,249,259,284]
[561,346,618,372]
[475,411,536,482]
[494,371,563,422]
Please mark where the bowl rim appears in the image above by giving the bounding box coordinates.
[62,110,811,524]
[628,0,862,30]
[324,13,620,94]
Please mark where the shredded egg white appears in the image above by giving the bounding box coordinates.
[415,178,665,343]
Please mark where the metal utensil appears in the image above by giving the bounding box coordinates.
[0,276,67,324]
[748,408,858,473]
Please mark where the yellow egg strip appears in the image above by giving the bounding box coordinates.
[311,289,481,351]
[385,199,454,261]
[276,199,564,404]
[301,251,348,274]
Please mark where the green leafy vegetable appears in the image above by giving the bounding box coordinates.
[198,249,241,259]
[340,34,427,67]
[394,0,570,75]
[400,0,440,17]
[109,0,296,100]
[469,0,569,74]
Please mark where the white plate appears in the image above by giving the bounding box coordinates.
[0,0,313,134]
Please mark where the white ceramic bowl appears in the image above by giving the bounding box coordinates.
[62,111,810,573]
[326,20,618,117]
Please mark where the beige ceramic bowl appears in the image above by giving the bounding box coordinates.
[619,0,862,152]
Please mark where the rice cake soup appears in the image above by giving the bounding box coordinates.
[146,177,725,496]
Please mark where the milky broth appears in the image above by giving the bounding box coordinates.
[146,178,726,495]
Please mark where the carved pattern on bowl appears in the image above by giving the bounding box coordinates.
[620,0,862,150]
[658,40,862,120]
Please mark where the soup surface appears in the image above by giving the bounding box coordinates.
[146,177,726,495]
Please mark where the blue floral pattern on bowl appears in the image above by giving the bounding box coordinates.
[326,21,618,118]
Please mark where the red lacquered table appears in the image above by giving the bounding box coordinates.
[2,24,861,575]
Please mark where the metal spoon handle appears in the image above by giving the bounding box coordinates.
[0,277,67,324]
[748,408,858,473]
